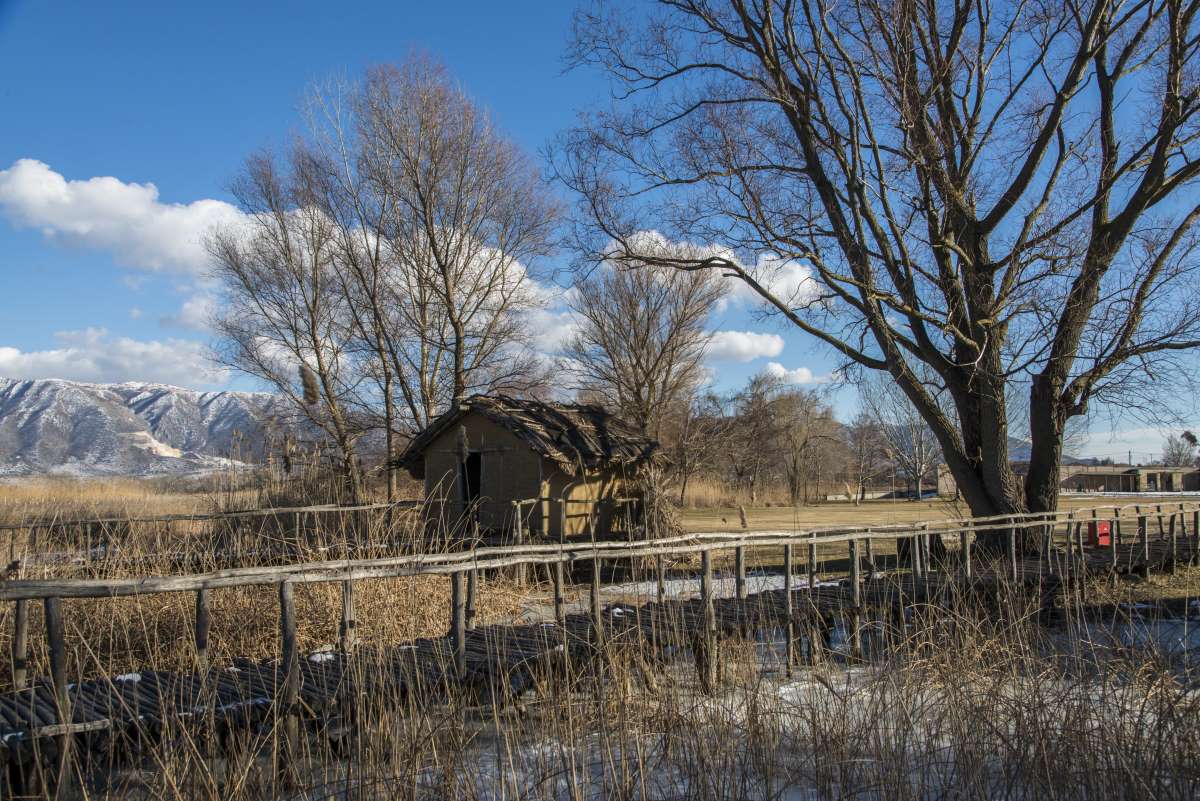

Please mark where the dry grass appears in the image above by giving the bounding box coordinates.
[0,478,1198,799]
[18,570,1198,801]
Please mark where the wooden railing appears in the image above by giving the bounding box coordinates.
[3,501,1198,719]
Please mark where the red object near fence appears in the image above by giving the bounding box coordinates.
[1087,520,1111,547]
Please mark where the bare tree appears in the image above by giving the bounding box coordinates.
[235,58,560,497]
[726,372,785,503]
[1162,430,1199,466]
[843,412,884,505]
[209,151,367,501]
[860,373,941,498]
[356,60,558,413]
[774,386,839,504]
[664,391,733,504]
[564,256,722,437]
[561,0,1200,534]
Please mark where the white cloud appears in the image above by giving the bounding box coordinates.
[0,159,245,274]
[160,292,215,331]
[524,306,580,355]
[763,362,828,385]
[706,330,785,362]
[128,307,143,319]
[0,328,224,389]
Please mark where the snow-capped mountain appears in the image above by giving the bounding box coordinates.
[0,378,286,477]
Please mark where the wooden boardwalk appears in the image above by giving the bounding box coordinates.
[0,531,1194,778]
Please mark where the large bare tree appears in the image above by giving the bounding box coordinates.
[561,0,1200,532]
[564,255,722,437]
[209,152,367,501]
[214,58,560,496]
[354,60,559,414]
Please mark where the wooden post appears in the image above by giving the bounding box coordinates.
[1009,521,1019,583]
[807,540,817,596]
[960,524,972,581]
[465,569,477,631]
[656,554,666,604]
[783,543,794,675]
[45,597,68,715]
[913,530,925,580]
[194,589,211,670]
[865,537,876,574]
[513,502,527,586]
[1167,511,1178,573]
[277,581,300,774]
[339,579,356,653]
[923,526,932,573]
[1080,522,1089,573]
[590,557,604,649]
[1137,508,1149,575]
[45,596,72,793]
[11,599,29,690]
[552,560,565,625]
[1194,510,1200,564]
[700,549,716,691]
[734,545,747,599]
[450,571,466,677]
[849,538,862,658]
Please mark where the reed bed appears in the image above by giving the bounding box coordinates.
[14,571,1196,801]
[0,484,1196,799]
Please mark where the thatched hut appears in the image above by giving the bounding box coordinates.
[395,395,660,541]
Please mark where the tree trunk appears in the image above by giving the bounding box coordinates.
[383,370,396,504]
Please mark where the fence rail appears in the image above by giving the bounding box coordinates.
[0,499,1197,785]
[0,501,1194,602]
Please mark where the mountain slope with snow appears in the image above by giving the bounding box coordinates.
[0,378,285,477]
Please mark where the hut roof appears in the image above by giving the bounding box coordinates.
[396,394,660,478]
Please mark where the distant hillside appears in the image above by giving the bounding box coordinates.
[0,378,287,478]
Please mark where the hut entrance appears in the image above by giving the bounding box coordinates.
[462,452,482,505]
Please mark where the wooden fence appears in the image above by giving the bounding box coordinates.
[0,499,1197,760]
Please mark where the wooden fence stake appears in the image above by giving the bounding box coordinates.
[1111,514,1120,571]
[513,503,527,587]
[1137,508,1149,576]
[552,560,565,626]
[590,557,604,649]
[1009,522,1019,583]
[11,600,28,691]
[734,545,747,599]
[806,540,817,597]
[194,589,211,671]
[783,543,794,675]
[849,538,862,658]
[278,581,299,768]
[656,554,666,604]
[45,596,72,794]
[960,524,972,581]
[700,549,716,691]
[1169,512,1178,573]
[339,579,356,653]
[465,569,477,631]
[450,571,466,678]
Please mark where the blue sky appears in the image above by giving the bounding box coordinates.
[0,0,1189,461]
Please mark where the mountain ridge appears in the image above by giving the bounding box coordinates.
[0,378,284,477]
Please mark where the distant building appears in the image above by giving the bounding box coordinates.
[395,394,660,541]
[937,462,1200,496]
